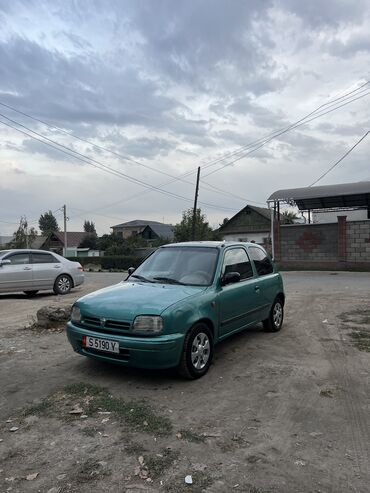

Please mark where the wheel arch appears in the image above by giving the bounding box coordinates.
[276,292,285,305]
[193,318,215,340]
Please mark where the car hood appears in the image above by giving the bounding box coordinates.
[76,281,206,320]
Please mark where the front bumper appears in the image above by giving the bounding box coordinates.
[66,321,185,369]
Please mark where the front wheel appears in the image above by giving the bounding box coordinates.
[178,323,213,379]
[54,274,72,295]
[263,297,284,332]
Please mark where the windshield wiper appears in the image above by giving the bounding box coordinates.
[130,274,154,283]
[153,276,185,285]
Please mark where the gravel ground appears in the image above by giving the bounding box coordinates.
[0,271,369,493]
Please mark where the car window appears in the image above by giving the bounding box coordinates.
[222,248,253,280]
[6,253,31,265]
[32,253,58,264]
[132,247,219,286]
[248,247,273,276]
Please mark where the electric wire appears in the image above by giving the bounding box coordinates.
[309,130,370,186]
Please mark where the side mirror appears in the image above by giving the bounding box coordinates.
[127,267,135,276]
[221,271,241,286]
[0,259,11,266]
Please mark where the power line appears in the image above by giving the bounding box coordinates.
[0,100,262,206]
[0,80,368,206]
[0,115,239,213]
[1,80,369,223]
[309,130,370,186]
[202,89,370,179]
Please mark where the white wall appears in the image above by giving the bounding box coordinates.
[222,232,269,244]
[313,209,368,223]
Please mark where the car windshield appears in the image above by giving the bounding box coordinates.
[131,247,219,286]
[0,250,10,258]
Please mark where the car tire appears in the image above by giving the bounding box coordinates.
[178,323,214,379]
[54,274,73,295]
[263,297,284,332]
[24,290,39,297]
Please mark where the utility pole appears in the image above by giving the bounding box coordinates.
[63,205,67,257]
[191,167,201,241]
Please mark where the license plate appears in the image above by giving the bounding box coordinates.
[82,335,119,354]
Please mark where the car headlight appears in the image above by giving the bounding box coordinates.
[133,315,163,335]
[71,305,81,323]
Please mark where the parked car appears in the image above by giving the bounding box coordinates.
[66,242,284,378]
[0,249,84,296]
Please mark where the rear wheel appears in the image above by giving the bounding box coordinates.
[178,323,213,379]
[24,290,39,297]
[263,297,284,332]
[54,274,72,295]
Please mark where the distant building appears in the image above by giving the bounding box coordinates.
[218,205,274,244]
[313,207,369,224]
[111,220,174,241]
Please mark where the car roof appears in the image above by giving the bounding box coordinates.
[161,241,264,249]
[0,249,57,254]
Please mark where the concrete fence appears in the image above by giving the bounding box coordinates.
[274,217,370,269]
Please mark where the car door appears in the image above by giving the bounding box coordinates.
[0,252,33,293]
[31,252,62,289]
[247,246,277,321]
[217,247,261,338]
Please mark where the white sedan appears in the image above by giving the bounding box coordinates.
[0,249,84,296]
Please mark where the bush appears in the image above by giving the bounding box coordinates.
[67,256,143,271]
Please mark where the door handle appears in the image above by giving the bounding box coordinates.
[54,265,61,268]
[23,267,32,270]
[254,285,260,292]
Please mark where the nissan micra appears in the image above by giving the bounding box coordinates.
[66,242,285,379]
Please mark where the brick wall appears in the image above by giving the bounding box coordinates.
[347,221,370,263]
[274,219,370,269]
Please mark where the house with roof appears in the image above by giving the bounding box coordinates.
[111,220,174,241]
[218,205,274,245]
[46,231,103,257]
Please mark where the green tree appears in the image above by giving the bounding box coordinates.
[281,210,299,224]
[11,216,38,248]
[39,210,59,235]
[174,208,219,242]
[83,220,97,234]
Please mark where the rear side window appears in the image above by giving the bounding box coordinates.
[249,247,273,276]
[222,248,253,280]
[32,253,58,264]
[6,253,31,265]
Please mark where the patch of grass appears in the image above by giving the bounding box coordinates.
[144,449,179,479]
[125,442,147,456]
[350,330,370,352]
[339,309,370,325]
[165,471,213,493]
[177,429,205,443]
[63,382,103,397]
[22,398,53,417]
[319,388,335,398]
[18,383,172,436]
[80,425,103,437]
[73,458,110,483]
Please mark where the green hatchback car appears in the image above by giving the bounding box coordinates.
[66,242,285,378]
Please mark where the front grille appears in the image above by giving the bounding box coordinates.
[77,315,132,335]
[105,320,131,330]
[83,316,100,327]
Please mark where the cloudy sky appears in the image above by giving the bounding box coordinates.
[1,0,370,235]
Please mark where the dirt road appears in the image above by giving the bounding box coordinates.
[0,272,369,492]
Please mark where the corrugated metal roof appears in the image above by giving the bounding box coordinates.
[268,181,370,210]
